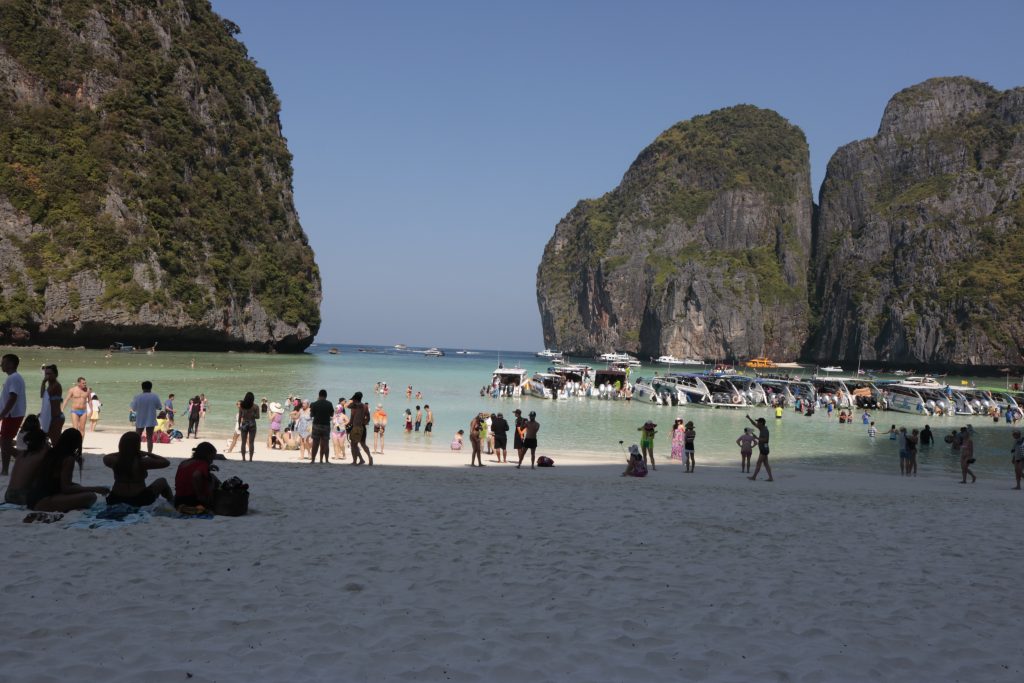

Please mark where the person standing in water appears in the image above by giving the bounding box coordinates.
[745,415,773,481]
[423,404,433,434]
[637,421,657,470]
[1011,430,1024,490]
[960,430,976,484]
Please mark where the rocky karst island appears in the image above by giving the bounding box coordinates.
[0,0,321,351]
[537,77,1024,369]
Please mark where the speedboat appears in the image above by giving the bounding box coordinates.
[656,355,685,365]
[590,368,629,399]
[755,378,816,406]
[394,344,408,350]
[811,376,882,409]
[423,347,445,357]
[535,348,564,359]
[744,357,776,369]
[491,368,528,397]
[328,347,340,355]
[820,365,843,373]
[527,372,566,399]
[598,351,640,365]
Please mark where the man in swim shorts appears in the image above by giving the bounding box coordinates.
[745,415,773,482]
[423,404,433,433]
[518,411,540,470]
[64,376,91,437]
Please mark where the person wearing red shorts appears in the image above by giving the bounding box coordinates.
[1,353,28,476]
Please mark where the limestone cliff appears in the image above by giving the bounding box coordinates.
[0,0,320,351]
[536,105,813,359]
[807,77,1024,366]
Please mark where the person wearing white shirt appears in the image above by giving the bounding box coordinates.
[1,353,28,476]
[130,381,164,454]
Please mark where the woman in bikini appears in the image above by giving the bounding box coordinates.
[103,431,174,507]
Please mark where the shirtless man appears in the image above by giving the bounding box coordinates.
[745,414,773,482]
[64,376,91,437]
[518,411,540,470]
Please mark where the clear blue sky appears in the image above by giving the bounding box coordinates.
[211,0,1023,351]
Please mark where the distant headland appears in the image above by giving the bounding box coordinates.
[0,0,320,352]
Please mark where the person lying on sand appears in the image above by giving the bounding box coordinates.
[103,431,174,507]
[27,429,109,512]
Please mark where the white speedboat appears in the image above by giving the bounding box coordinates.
[423,347,445,357]
[820,365,843,373]
[394,344,408,350]
[656,355,700,366]
[491,368,528,397]
[535,348,564,359]
[527,372,566,399]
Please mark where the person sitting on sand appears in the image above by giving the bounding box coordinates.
[638,421,657,471]
[26,429,109,512]
[14,414,41,455]
[5,427,48,505]
[451,429,464,451]
[622,444,648,477]
[103,431,174,507]
[174,441,220,509]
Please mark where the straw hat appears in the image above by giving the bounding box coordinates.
[269,402,284,414]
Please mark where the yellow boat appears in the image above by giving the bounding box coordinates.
[744,357,776,369]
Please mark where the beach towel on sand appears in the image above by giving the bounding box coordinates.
[0,502,26,512]
[64,502,153,529]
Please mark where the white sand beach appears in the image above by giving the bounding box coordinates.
[2,429,1022,682]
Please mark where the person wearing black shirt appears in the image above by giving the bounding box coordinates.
[490,412,509,463]
[309,389,335,464]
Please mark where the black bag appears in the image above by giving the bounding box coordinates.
[537,455,554,467]
[214,476,250,516]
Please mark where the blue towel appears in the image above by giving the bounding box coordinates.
[64,502,152,529]
[0,502,26,511]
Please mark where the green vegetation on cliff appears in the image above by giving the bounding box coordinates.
[0,0,320,341]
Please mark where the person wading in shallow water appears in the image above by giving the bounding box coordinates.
[745,415,773,482]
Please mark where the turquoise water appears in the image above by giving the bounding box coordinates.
[3,344,1020,478]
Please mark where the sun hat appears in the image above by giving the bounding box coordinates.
[269,402,283,413]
